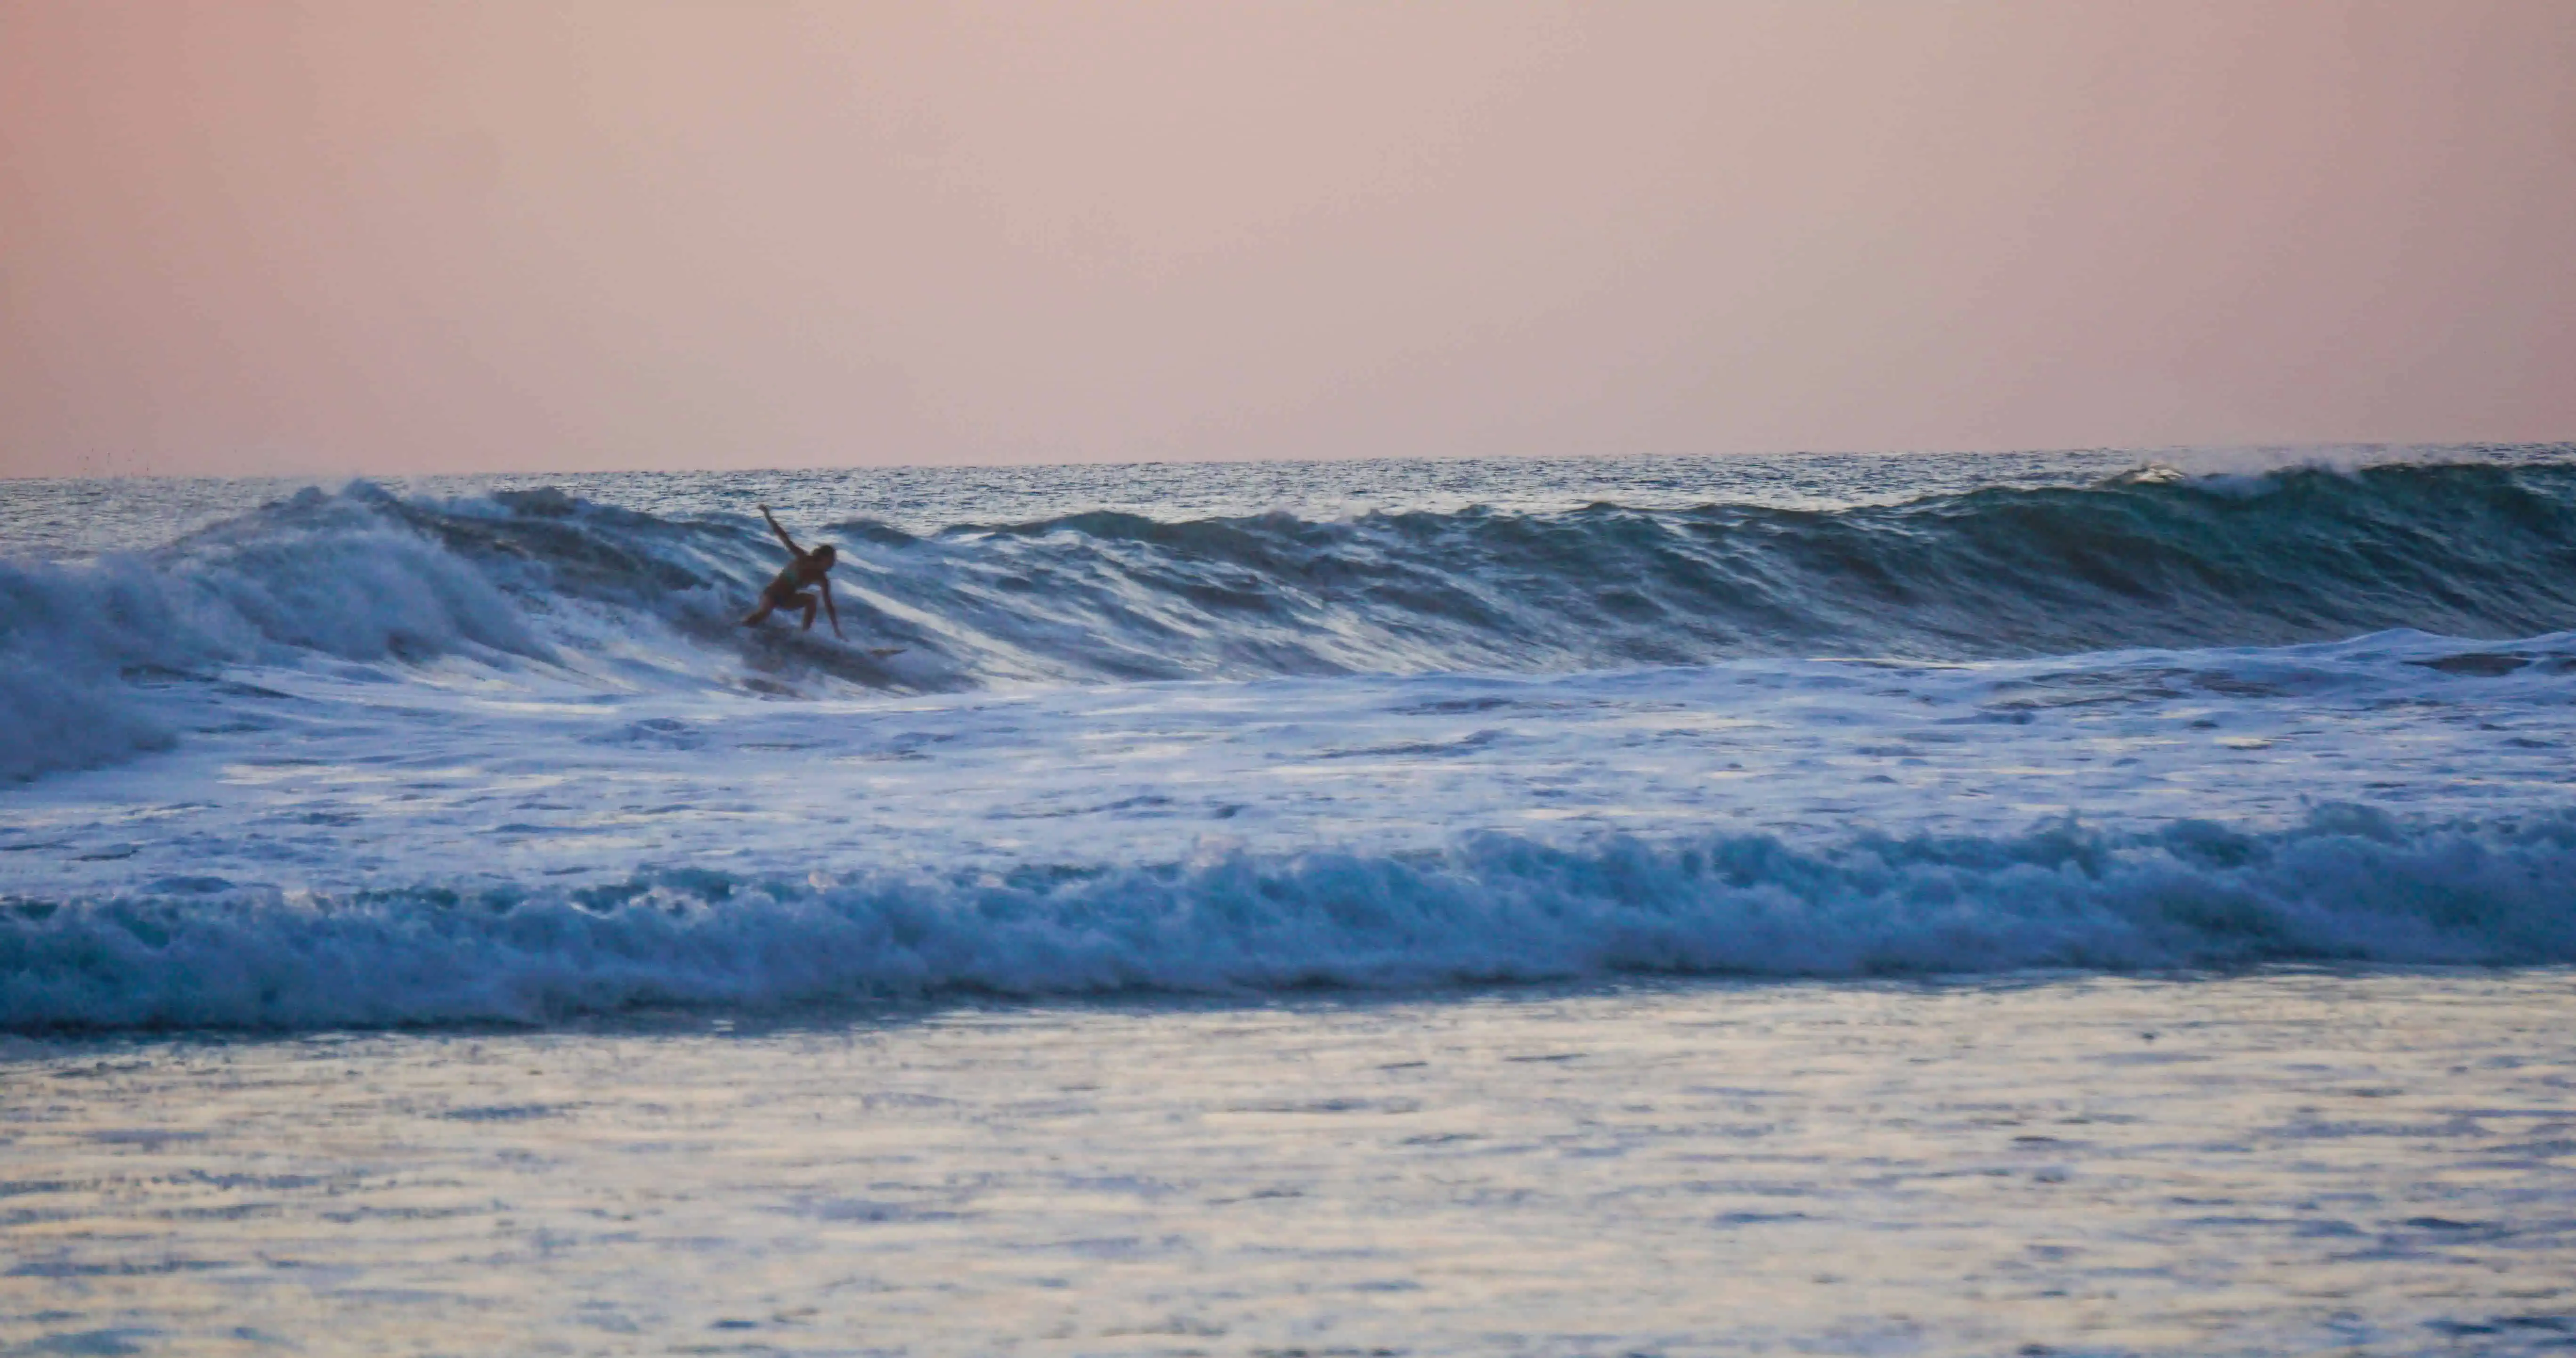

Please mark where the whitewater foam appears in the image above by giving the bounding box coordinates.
[9,808,2575,1030]
[6,621,2576,1028]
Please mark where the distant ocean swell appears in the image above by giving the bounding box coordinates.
[5,807,2573,1030]
[6,460,2576,780]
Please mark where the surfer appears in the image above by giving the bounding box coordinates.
[741,505,843,638]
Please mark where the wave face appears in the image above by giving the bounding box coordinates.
[8,462,2576,780]
[927,461,2576,676]
[8,809,2575,1030]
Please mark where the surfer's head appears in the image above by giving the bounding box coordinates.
[812,543,837,567]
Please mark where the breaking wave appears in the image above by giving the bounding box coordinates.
[7,807,2574,1030]
[7,460,2576,780]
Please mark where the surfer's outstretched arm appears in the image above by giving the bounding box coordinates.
[758,504,803,556]
[820,577,842,638]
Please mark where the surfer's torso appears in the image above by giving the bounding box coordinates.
[764,556,830,601]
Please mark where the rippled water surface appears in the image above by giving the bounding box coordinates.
[10,444,2560,561]
[7,972,2575,1356]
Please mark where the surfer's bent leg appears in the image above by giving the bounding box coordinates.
[746,581,804,627]
[795,595,820,630]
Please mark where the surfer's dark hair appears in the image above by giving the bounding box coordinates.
[813,543,836,561]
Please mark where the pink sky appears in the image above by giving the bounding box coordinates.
[3,0,2570,477]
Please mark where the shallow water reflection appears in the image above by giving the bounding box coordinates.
[4,970,2575,1355]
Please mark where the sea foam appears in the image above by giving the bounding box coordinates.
[8,809,2573,1030]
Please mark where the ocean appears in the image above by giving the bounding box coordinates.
[4,446,2575,1354]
